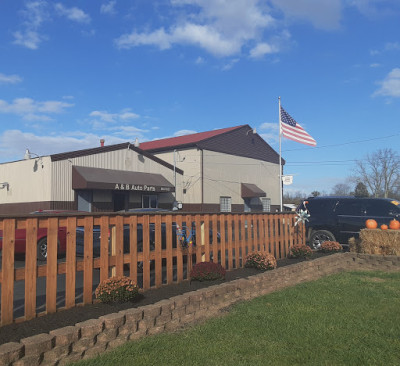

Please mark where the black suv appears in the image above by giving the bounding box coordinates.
[297,196,400,250]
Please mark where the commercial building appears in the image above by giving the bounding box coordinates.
[0,143,182,215]
[0,125,283,215]
[140,124,282,212]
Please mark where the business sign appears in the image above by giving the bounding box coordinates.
[282,175,293,185]
[114,183,173,192]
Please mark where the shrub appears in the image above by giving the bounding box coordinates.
[289,244,313,259]
[95,276,140,303]
[190,261,226,281]
[244,252,277,271]
[320,241,343,253]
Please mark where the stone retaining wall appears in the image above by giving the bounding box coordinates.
[1,253,400,366]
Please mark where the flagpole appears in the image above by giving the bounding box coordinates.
[279,96,283,212]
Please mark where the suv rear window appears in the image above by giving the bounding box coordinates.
[305,199,337,215]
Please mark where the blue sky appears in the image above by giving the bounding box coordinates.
[0,0,400,196]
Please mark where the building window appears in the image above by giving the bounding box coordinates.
[261,197,271,212]
[142,194,158,208]
[77,190,92,212]
[244,199,251,212]
[220,196,232,212]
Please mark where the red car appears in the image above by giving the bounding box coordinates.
[0,210,78,261]
[0,226,67,261]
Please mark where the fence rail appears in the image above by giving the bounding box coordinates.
[0,212,305,326]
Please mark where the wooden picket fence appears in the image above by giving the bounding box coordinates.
[0,212,305,326]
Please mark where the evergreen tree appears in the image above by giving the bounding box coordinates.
[354,182,369,197]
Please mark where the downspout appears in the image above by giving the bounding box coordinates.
[200,148,204,212]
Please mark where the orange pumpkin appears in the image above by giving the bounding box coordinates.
[381,224,388,230]
[365,219,378,229]
[389,219,400,230]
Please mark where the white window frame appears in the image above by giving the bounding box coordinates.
[261,197,271,212]
[220,196,232,212]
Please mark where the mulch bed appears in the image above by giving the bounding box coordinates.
[0,252,331,345]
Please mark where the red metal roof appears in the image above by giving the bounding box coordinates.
[139,125,244,151]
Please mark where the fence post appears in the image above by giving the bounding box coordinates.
[1,219,16,325]
[25,218,38,320]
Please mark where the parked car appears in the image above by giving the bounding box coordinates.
[297,196,400,250]
[0,223,67,261]
[0,210,88,261]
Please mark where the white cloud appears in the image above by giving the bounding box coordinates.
[174,129,197,136]
[195,56,205,64]
[249,42,277,58]
[109,126,149,141]
[13,1,91,49]
[90,110,117,123]
[0,73,23,84]
[373,68,400,98]
[270,0,342,30]
[370,42,400,56]
[115,0,274,57]
[0,97,73,121]
[260,132,279,145]
[54,3,91,23]
[13,1,48,49]
[173,23,242,57]
[115,0,396,58]
[0,130,126,163]
[89,109,140,123]
[13,30,44,50]
[259,122,279,144]
[260,122,279,131]
[100,1,117,15]
[384,42,400,51]
[120,112,140,120]
[348,0,400,17]
[221,58,239,71]
[116,28,172,51]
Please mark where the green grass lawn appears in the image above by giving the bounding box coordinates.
[74,271,400,366]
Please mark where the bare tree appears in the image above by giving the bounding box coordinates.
[283,190,307,205]
[331,183,352,196]
[354,148,400,198]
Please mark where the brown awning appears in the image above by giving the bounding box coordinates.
[72,166,175,193]
[241,183,266,198]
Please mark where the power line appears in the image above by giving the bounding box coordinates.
[287,159,357,164]
[283,133,400,152]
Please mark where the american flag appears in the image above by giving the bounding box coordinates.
[280,106,316,146]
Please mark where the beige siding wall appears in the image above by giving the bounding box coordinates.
[152,148,201,204]
[51,149,181,202]
[154,149,280,207]
[202,151,280,205]
[0,157,52,203]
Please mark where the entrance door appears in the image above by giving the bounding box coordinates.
[113,192,127,212]
[77,190,92,212]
